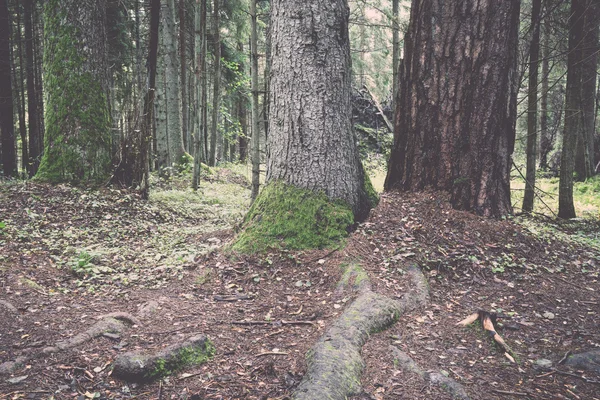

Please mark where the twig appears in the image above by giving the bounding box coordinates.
[553,370,600,385]
[491,389,530,397]
[177,371,204,381]
[213,294,254,302]
[566,389,581,399]
[158,381,163,400]
[558,350,571,365]
[256,351,288,357]
[290,305,303,315]
[535,370,556,378]
[231,320,314,326]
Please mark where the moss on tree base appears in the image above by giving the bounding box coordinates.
[230,181,355,253]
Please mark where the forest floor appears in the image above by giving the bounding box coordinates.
[0,168,599,400]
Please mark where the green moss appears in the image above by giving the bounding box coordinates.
[148,339,215,379]
[35,0,111,184]
[363,172,379,208]
[230,181,354,254]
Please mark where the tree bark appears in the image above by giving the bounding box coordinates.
[179,0,189,152]
[266,0,375,219]
[385,0,520,218]
[193,0,206,191]
[24,0,40,177]
[37,0,111,183]
[250,0,260,200]
[559,0,585,218]
[539,18,551,170]
[575,0,598,179]
[208,0,220,166]
[523,0,542,213]
[0,0,17,177]
[14,3,28,174]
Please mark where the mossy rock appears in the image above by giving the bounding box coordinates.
[230,181,355,253]
[112,335,215,382]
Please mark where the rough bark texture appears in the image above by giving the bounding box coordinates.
[385,0,520,218]
[0,0,17,177]
[250,0,260,200]
[523,0,542,213]
[559,0,585,219]
[24,0,40,177]
[37,0,111,183]
[267,0,375,219]
[575,0,598,179]
[192,0,206,191]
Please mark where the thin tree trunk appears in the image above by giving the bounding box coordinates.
[250,0,260,200]
[208,0,220,166]
[523,0,542,213]
[237,43,249,164]
[179,0,189,152]
[575,0,598,179]
[14,2,28,174]
[24,0,39,176]
[193,0,206,190]
[559,0,585,218]
[165,0,184,165]
[392,0,399,116]
[0,0,16,177]
[385,0,520,217]
[539,18,550,170]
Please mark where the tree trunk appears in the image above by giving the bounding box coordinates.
[392,0,399,116]
[193,0,206,191]
[155,24,168,169]
[0,0,17,177]
[575,0,598,179]
[559,0,585,218]
[24,0,40,177]
[208,0,220,166]
[539,18,551,170]
[250,0,260,200]
[165,0,184,165]
[266,0,375,218]
[179,0,189,152]
[237,43,249,164]
[37,0,111,183]
[385,0,520,218]
[522,0,542,213]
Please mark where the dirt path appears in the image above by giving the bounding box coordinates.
[1,178,599,399]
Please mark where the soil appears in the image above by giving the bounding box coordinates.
[1,179,599,399]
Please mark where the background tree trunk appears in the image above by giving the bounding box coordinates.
[250,0,260,200]
[193,0,206,191]
[523,0,542,213]
[575,0,598,179]
[559,0,585,218]
[24,0,40,177]
[539,18,550,170]
[0,0,17,177]
[37,0,111,183]
[266,0,375,218]
[385,0,520,218]
[208,0,220,166]
[179,0,189,152]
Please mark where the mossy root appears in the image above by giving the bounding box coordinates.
[112,334,215,382]
[292,265,429,399]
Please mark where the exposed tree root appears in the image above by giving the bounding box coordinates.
[292,265,428,400]
[112,334,215,382]
[0,313,137,376]
[391,346,470,400]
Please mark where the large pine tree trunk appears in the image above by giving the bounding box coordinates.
[266,0,375,219]
[385,0,520,218]
[0,0,17,177]
[37,0,111,183]
[559,0,585,218]
[250,0,260,200]
[522,0,542,213]
[24,0,40,177]
[539,19,551,171]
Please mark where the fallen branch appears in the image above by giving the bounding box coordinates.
[231,320,314,326]
[491,389,529,397]
[457,310,516,363]
[256,351,288,357]
[213,294,254,302]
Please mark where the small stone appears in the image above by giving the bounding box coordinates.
[542,312,555,320]
[7,375,28,384]
[102,332,121,341]
[535,358,553,370]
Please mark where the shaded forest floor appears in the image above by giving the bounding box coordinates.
[1,170,599,399]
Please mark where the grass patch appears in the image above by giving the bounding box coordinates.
[230,181,354,254]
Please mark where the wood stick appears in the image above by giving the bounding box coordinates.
[491,389,529,397]
[256,351,288,357]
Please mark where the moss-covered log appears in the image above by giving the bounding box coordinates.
[36,0,111,183]
[112,334,215,382]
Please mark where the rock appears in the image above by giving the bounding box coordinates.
[542,312,555,320]
[534,358,553,370]
[564,349,600,374]
[6,375,28,384]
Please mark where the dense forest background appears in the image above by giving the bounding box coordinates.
[0,0,597,220]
